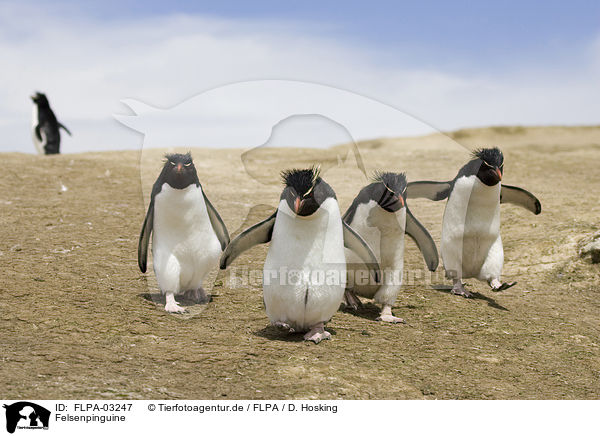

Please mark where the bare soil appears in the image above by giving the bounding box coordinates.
[1,125,599,399]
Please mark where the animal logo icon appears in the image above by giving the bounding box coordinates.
[3,402,50,434]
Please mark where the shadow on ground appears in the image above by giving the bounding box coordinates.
[254,325,338,343]
[430,285,509,311]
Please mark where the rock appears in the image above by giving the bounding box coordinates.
[578,231,600,263]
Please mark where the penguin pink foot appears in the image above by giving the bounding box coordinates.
[164,293,186,313]
[376,305,405,323]
[451,280,473,298]
[303,323,331,344]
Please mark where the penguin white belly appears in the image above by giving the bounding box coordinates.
[346,201,406,305]
[263,198,345,331]
[152,184,222,294]
[31,105,44,154]
[441,176,501,280]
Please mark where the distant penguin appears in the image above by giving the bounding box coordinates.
[30,92,71,155]
[343,172,439,322]
[220,167,381,343]
[407,147,541,297]
[138,153,230,313]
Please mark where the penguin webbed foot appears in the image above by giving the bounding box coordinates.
[164,301,186,313]
[342,288,363,311]
[490,280,517,292]
[377,313,405,323]
[376,305,405,324]
[272,321,295,333]
[303,323,331,344]
[164,293,187,313]
[451,281,472,298]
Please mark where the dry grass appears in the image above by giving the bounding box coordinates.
[1,125,599,399]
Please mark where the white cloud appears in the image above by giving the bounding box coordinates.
[0,2,598,153]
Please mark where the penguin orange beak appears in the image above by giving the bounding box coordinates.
[294,197,302,213]
[399,196,405,208]
[495,168,502,181]
[176,163,184,172]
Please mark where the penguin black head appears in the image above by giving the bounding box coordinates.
[31,92,50,108]
[280,166,335,216]
[472,147,504,186]
[369,171,407,212]
[160,152,200,190]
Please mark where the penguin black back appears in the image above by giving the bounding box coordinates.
[31,93,57,125]
[343,171,407,224]
[31,92,71,155]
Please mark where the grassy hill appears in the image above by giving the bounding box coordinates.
[1,125,599,399]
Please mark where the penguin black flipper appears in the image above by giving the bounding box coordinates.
[406,181,452,201]
[138,198,154,273]
[219,212,277,269]
[343,221,381,284]
[138,175,165,273]
[202,192,230,250]
[500,184,542,215]
[405,208,439,271]
[58,122,72,136]
[34,125,43,142]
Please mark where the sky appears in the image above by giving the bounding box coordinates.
[1,0,599,153]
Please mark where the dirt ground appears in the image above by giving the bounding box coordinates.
[1,125,599,399]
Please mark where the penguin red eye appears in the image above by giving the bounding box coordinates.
[169,161,176,166]
[184,163,191,167]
